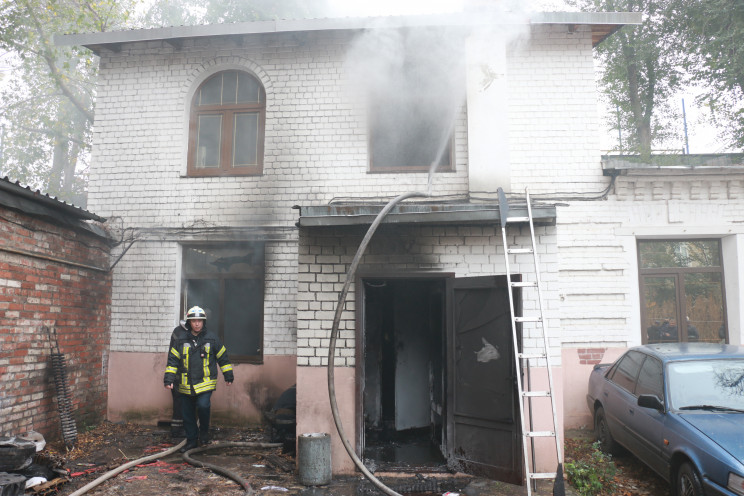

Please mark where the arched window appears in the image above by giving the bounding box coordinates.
[188,70,265,176]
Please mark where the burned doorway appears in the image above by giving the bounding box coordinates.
[360,275,523,482]
[361,277,447,472]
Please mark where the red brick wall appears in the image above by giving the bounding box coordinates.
[0,207,112,440]
[577,347,607,365]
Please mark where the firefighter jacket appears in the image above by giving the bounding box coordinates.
[164,326,234,395]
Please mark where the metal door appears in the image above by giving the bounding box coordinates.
[446,275,523,484]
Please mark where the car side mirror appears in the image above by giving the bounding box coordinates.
[637,394,664,412]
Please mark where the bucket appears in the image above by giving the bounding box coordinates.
[297,432,331,486]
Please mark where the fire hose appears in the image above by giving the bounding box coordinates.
[326,191,429,496]
[67,440,283,496]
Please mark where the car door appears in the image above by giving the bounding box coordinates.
[624,356,668,475]
[602,351,645,449]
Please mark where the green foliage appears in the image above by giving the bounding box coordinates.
[668,0,744,150]
[568,0,684,156]
[565,441,619,496]
[140,0,329,27]
[0,0,134,206]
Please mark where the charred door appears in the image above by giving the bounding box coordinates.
[446,275,522,484]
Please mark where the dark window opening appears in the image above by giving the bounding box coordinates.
[366,30,462,173]
[181,243,265,363]
[639,239,727,344]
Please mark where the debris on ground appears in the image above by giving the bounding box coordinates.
[0,423,670,496]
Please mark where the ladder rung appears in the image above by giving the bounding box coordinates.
[518,353,547,360]
[528,472,558,480]
[514,316,542,323]
[522,391,551,398]
[506,216,530,223]
[510,281,537,288]
[524,431,555,437]
[507,247,533,254]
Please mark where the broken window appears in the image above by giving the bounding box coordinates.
[365,30,462,173]
[187,70,265,176]
[181,243,265,363]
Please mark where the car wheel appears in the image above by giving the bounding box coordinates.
[677,462,703,496]
[594,406,619,454]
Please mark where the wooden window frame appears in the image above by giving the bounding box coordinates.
[637,239,727,344]
[187,71,266,177]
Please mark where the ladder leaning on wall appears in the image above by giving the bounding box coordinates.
[497,187,564,496]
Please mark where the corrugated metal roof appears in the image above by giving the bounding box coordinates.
[294,202,556,227]
[55,11,641,51]
[0,177,108,237]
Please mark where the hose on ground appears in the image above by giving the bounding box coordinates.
[67,439,186,496]
[327,191,429,496]
[182,441,283,496]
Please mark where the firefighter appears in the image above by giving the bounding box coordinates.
[164,306,234,452]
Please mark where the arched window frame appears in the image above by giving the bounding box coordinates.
[187,70,266,176]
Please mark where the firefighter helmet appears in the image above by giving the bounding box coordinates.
[186,306,207,320]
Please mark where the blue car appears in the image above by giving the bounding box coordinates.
[586,343,744,496]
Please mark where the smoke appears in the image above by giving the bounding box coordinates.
[342,6,533,189]
[344,23,466,183]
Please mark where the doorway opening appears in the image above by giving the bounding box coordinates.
[361,277,447,472]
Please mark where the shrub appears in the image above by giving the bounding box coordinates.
[565,441,618,496]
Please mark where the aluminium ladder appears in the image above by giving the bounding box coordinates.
[497,187,563,496]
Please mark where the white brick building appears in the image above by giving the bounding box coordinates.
[58,9,744,483]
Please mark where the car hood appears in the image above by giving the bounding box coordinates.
[681,413,744,460]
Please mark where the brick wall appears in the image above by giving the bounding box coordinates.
[89,26,598,357]
[0,207,111,439]
[297,223,560,367]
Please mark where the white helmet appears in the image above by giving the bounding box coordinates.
[185,306,207,320]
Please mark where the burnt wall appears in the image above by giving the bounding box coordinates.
[0,206,112,439]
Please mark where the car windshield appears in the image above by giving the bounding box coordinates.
[667,359,744,411]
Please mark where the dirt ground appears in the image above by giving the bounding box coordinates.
[23,423,669,496]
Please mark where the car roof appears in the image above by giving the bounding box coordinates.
[631,343,744,363]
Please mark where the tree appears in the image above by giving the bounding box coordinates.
[140,0,328,27]
[0,0,134,206]
[668,0,744,150]
[571,0,684,157]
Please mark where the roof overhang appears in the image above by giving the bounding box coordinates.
[0,177,109,239]
[55,11,641,53]
[602,154,744,177]
[294,202,557,228]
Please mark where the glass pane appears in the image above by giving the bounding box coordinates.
[199,74,223,106]
[222,71,238,105]
[183,243,264,275]
[643,276,679,343]
[224,279,263,356]
[684,272,725,343]
[635,357,663,398]
[186,279,221,337]
[639,240,721,269]
[610,351,644,393]
[196,115,222,168]
[233,113,258,167]
[668,359,744,410]
[237,72,261,103]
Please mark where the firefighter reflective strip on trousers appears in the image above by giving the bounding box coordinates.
[202,343,211,381]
